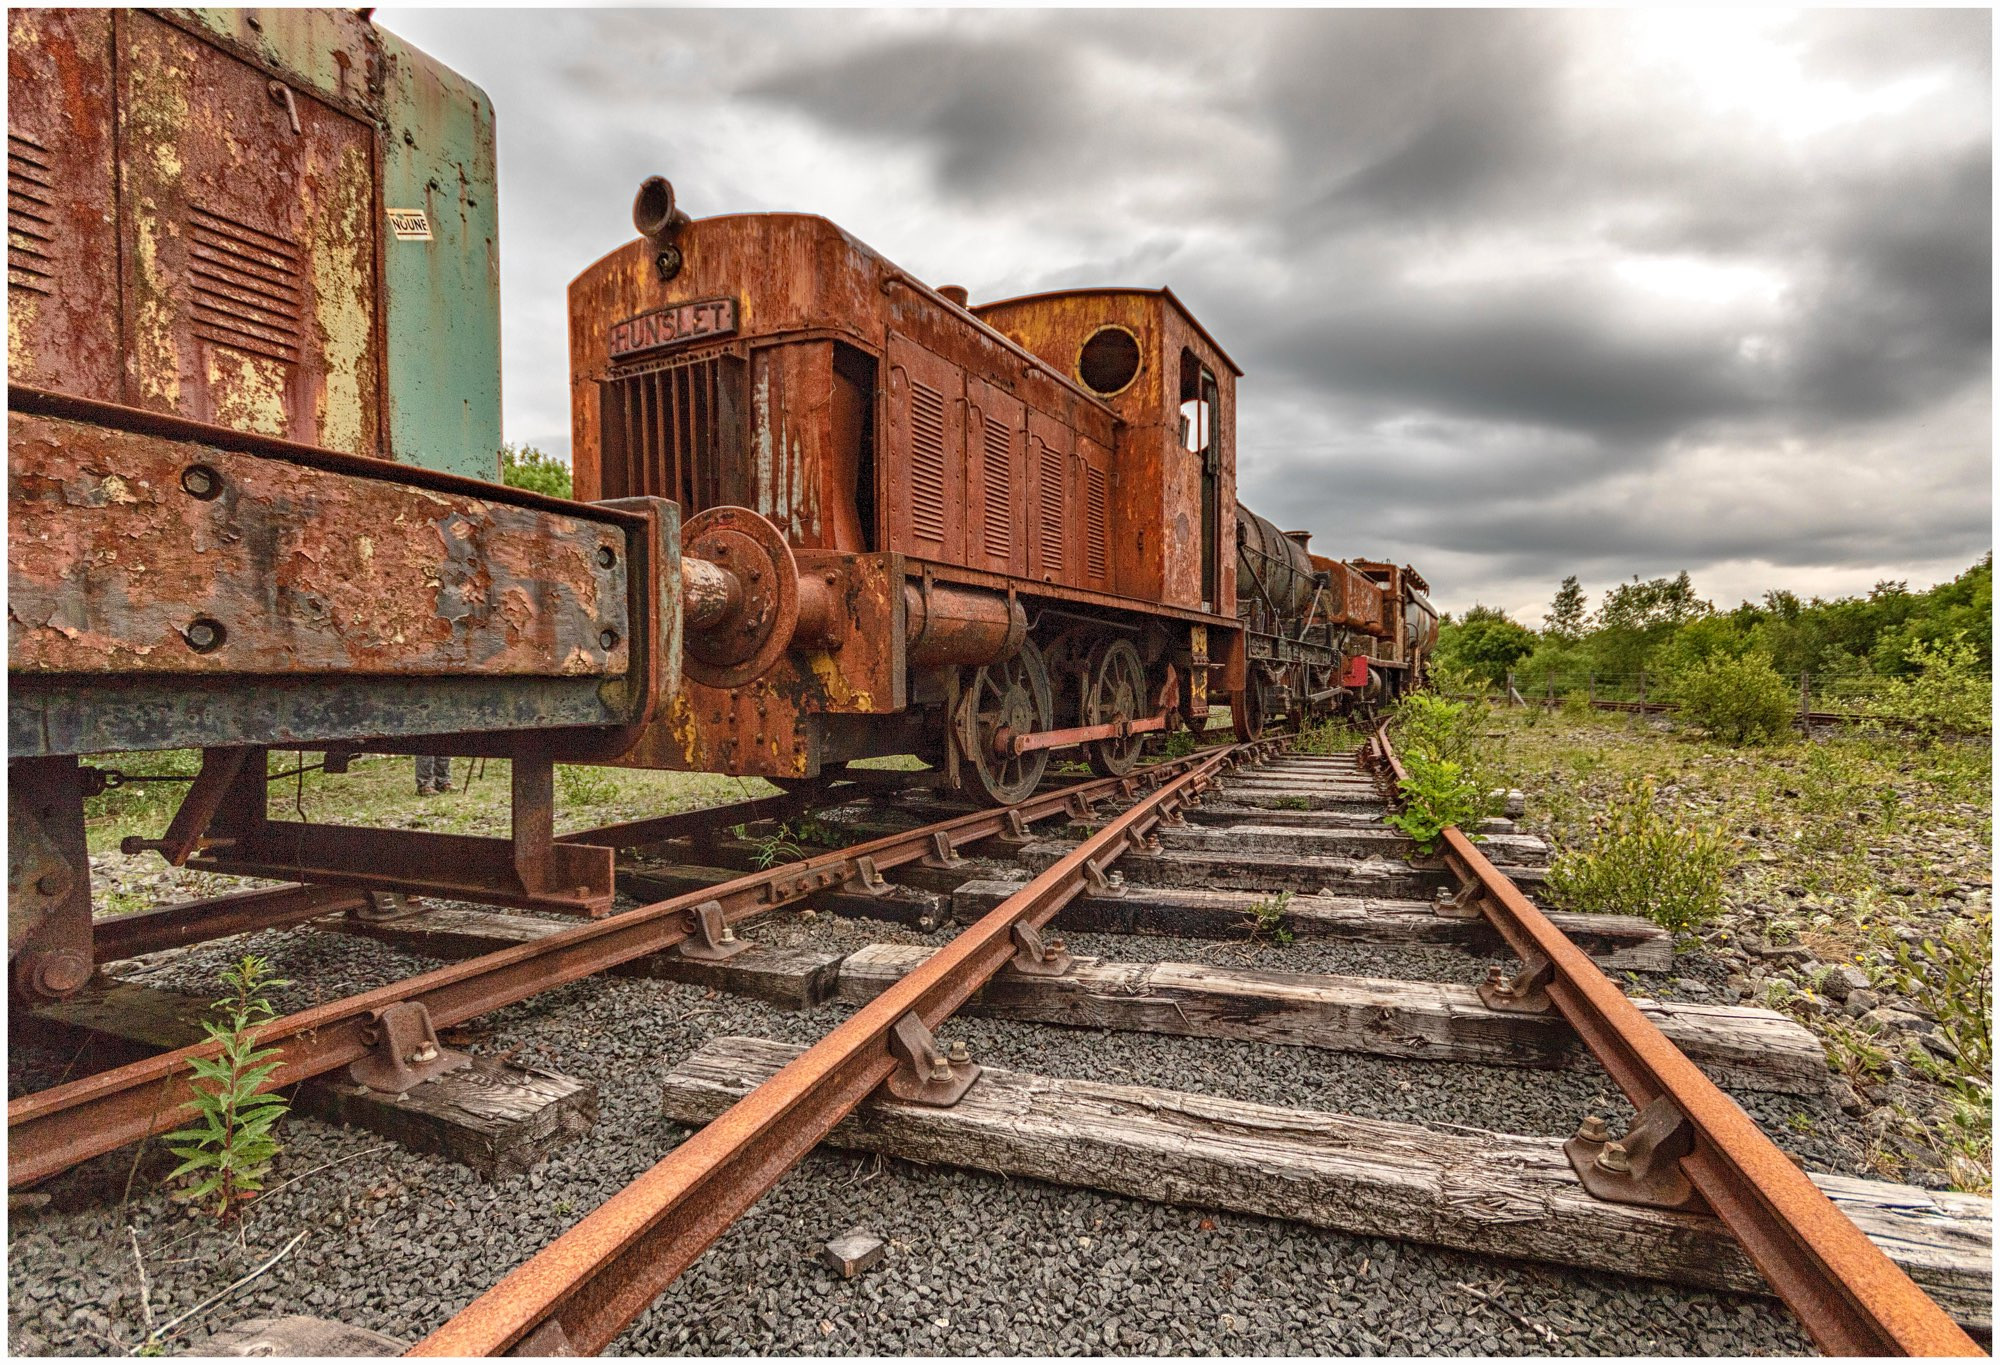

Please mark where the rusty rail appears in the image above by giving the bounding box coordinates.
[407,739,1264,1356]
[9,745,1270,1190]
[1365,724,1979,1357]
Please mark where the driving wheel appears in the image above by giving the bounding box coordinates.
[1082,639,1148,778]
[1232,674,1269,742]
[953,639,1053,806]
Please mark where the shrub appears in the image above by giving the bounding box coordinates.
[1385,748,1489,854]
[1393,692,1481,767]
[165,956,291,1218]
[1869,632,1991,737]
[1666,650,1794,744]
[1545,777,1734,935]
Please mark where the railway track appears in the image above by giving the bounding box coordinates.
[7,737,1989,1356]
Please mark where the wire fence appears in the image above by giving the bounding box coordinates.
[1478,667,1897,722]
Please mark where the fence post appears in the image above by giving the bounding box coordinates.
[1637,669,1647,705]
[1546,672,1554,707]
[1588,671,1596,705]
[1799,670,1811,727]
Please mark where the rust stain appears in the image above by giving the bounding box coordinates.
[8,412,629,678]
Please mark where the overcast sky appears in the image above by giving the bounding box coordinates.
[377,7,1991,621]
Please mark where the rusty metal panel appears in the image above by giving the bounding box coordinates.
[116,11,380,454]
[8,411,629,677]
[965,375,1024,577]
[7,10,121,402]
[883,333,964,563]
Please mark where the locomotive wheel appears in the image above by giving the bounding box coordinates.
[953,639,1054,806]
[1231,679,1268,742]
[1082,639,1148,778]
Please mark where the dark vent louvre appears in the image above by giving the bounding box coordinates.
[1085,465,1108,581]
[1038,444,1065,574]
[599,351,744,510]
[187,204,303,363]
[981,415,1012,560]
[7,133,56,295]
[909,378,948,543]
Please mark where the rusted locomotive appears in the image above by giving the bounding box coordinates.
[569,178,1437,800]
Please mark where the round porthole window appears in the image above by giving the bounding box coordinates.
[1076,325,1142,396]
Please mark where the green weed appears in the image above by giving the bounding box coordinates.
[163,955,291,1219]
[1244,891,1295,946]
[555,764,620,807]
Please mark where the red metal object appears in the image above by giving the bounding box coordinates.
[1004,714,1167,755]
[8,752,1257,1190]
[406,740,1262,1357]
[1367,727,1979,1358]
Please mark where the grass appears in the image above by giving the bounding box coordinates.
[84,751,783,880]
[1491,705,1992,1191]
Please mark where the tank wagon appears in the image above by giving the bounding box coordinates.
[569,180,1437,798]
[7,9,1434,1003]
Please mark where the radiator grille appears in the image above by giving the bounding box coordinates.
[1085,464,1108,581]
[599,351,744,509]
[909,378,948,543]
[7,133,55,295]
[1038,443,1065,575]
[187,204,304,363]
[981,414,1012,560]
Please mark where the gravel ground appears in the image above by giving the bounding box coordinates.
[10,899,1833,1357]
[11,759,1895,1357]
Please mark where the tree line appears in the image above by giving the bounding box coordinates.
[1436,556,1992,725]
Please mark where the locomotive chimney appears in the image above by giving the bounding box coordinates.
[633,175,692,280]
[937,285,970,307]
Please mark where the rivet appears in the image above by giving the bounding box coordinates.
[34,873,61,896]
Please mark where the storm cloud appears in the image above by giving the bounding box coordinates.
[376,7,1991,619]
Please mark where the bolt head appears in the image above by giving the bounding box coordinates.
[34,872,62,896]
[596,546,617,569]
[28,950,89,997]
[945,1041,970,1064]
[1595,1140,1631,1173]
[1576,1115,1610,1143]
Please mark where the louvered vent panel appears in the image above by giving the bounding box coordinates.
[187,204,303,363]
[7,133,56,295]
[601,351,743,509]
[1085,465,1108,581]
[909,378,948,543]
[1038,444,1066,574]
[981,416,1012,560]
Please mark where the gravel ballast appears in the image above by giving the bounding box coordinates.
[9,896,1833,1357]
